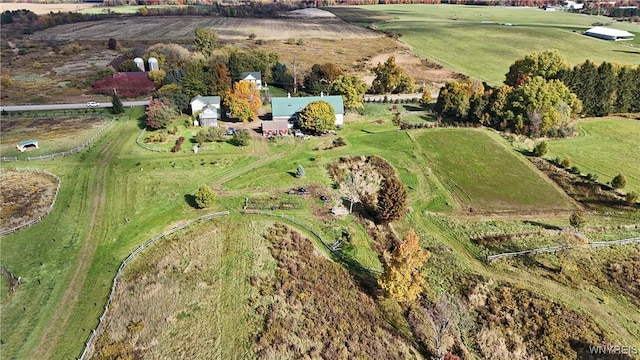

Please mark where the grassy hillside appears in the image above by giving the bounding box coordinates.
[329,5,640,85]
[414,128,577,212]
[547,117,640,193]
[1,104,639,359]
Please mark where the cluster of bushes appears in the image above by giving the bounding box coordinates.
[144,131,167,143]
[254,224,416,358]
[462,279,622,359]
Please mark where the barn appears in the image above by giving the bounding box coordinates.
[584,27,635,41]
[271,94,344,126]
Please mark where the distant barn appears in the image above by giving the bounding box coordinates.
[584,27,635,41]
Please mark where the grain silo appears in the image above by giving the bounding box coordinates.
[148,57,159,71]
[133,57,145,71]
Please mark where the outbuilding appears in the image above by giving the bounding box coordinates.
[17,140,39,152]
[584,27,635,41]
[261,120,289,136]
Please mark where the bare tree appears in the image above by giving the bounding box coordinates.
[411,295,463,360]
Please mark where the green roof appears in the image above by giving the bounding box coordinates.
[271,96,344,118]
[18,140,38,146]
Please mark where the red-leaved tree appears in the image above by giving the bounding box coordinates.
[146,99,176,130]
[93,72,157,98]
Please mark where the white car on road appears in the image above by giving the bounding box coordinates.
[86,101,100,107]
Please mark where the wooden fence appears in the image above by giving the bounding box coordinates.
[26,118,115,161]
[487,237,640,262]
[0,168,61,237]
[78,211,229,360]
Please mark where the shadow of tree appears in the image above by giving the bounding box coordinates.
[184,194,198,209]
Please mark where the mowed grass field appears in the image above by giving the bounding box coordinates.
[547,117,640,192]
[331,5,640,85]
[414,128,577,212]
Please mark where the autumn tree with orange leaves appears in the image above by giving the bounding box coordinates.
[378,229,429,303]
[224,81,262,122]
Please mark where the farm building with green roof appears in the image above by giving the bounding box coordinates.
[271,94,344,126]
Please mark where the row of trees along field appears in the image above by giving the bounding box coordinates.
[435,50,640,137]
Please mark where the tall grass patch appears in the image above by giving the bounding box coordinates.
[89,217,276,359]
[415,128,577,212]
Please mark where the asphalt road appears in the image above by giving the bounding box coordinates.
[0,100,150,112]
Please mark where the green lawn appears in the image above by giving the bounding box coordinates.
[329,5,640,85]
[547,117,640,192]
[414,128,577,211]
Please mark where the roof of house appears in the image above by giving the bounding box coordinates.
[262,120,289,131]
[241,72,262,81]
[585,26,635,39]
[190,95,221,105]
[271,95,344,118]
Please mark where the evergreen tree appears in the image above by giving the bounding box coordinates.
[111,91,123,115]
[614,65,635,113]
[567,60,598,116]
[378,229,429,303]
[593,62,615,116]
[377,176,409,223]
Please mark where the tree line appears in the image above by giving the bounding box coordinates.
[435,50,640,138]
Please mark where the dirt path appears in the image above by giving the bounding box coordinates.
[29,122,130,359]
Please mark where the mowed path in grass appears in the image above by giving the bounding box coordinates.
[351,4,640,85]
[413,128,577,212]
[548,117,640,192]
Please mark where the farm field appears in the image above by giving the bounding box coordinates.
[414,128,578,212]
[547,117,640,192]
[29,16,380,42]
[0,106,639,359]
[330,5,640,85]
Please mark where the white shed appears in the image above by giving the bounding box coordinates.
[584,27,635,41]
